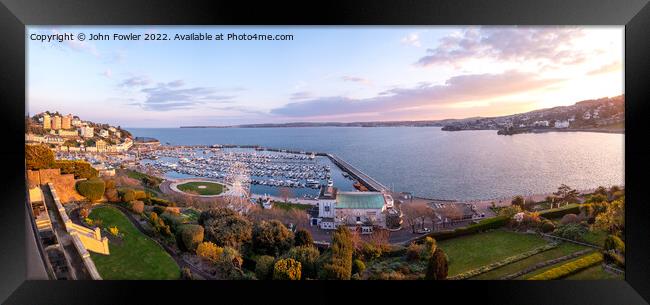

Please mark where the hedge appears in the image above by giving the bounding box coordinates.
[528,252,603,280]
[420,215,510,242]
[151,197,176,207]
[538,204,581,219]
[448,243,559,280]
[76,178,105,202]
[54,160,98,179]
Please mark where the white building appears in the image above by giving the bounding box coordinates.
[80,126,94,138]
[25,133,45,143]
[555,120,570,128]
[99,129,109,138]
[311,187,390,234]
[58,129,78,137]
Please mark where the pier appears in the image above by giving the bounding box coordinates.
[326,153,388,192]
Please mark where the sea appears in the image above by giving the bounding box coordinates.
[128,127,625,201]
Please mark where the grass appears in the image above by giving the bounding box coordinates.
[471,242,589,280]
[564,264,623,280]
[582,229,608,247]
[439,230,550,276]
[271,201,311,211]
[89,206,180,280]
[177,181,225,195]
[519,251,598,279]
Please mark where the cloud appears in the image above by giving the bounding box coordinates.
[137,82,235,111]
[290,91,313,100]
[271,70,561,117]
[416,27,587,67]
[100,69,112,78]
[119,76,151,87]
[401,33,421,47]
[341,76,371,85]
[587,61,622,76]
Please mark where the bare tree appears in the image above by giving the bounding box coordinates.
[278,187,293,203]
[401,202,431,233]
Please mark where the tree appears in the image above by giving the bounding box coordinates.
[196,241,223,263]
[176,224,204,252]
[278,187,293,202]
[200,208,252,248]
[401,202,432,233]
[285,246,320,279]
[273,258,302,280]
[121,189,136,202]
[252,220,294,256]
[25,144,54,170]
[215,246,244,279]
[255,255,276,280]
[511,195,525,209]
[294,229,313,247]
[553,184,579,207]
[425,248,448,280]
[129,200,145,214]
[76,178,105,202]
[595,198,625,234]
[421,236,437,260]
[321,226,353,280]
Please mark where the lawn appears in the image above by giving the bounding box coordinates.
[471,242,589,280]
[89,206,180,280]
[582,230,609,247]
[519,251,598,279]
[564,265,624,280]
[177,181,225,195]
[439,230,550,276]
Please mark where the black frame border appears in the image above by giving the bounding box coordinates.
[1,0,649,304]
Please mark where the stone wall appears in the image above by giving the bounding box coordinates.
[27,169,84,203]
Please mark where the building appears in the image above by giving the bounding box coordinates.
[42,113,51,129]
[25,133,45,143]
[311,187,391,233]
[99,129,109,138]
[80,126,94,138]
[95,139,107,152]
[555,120,570,129]
[58,129,78,137]
[51,115,62,130]
[108,127,116,133]
[44,135,64,145]
[71,117,82,127]
[62,114,72,130]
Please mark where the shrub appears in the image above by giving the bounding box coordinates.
[553,223,588,241]
[285,246,320,279]
[255,255,276,280]
[320,226,354,280]
[352,259,366,274]
[294,229,313,247]
[26,144,54,170]
[405,243,422,261]
[538,204,581,219]
[105,188,120,203]
[425,248,449,280]
[498,205,523,218]
[604,234,625,253]
[196,241,223,263]
[121,189,136,202]
[420,237,437,260]
[160,212,185,233]
[76,178,105,202]
[176,224,204,252]
[181,267,193,280]
[153,205,167,215]
[273,258,302,280]
[252,220,294,256]
[150,197,175,207]
[541,220,556,233]
[109,226,119,236]
[361,243,382,261]
[129,200,144,214]
[529,252,603,280]
[148,212,172,236]
[560,214,580,225]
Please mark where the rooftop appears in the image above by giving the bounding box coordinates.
[336,192,385,209]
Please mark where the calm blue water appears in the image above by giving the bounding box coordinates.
[128,127,625,201]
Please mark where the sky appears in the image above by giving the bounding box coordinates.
[27,26,623,128]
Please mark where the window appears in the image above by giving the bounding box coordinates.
[324,206,330,212]
[356,216,361,222]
